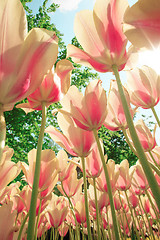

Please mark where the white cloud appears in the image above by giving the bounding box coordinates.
[52,0,83,12]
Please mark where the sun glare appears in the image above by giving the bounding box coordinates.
[137,48,160,74]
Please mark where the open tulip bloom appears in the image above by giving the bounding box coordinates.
[1,0,160,239]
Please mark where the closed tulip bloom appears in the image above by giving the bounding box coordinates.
[74,194,86,224]
[78,141,103,178]
[0,0,58,111]
[116,159,135,191]
[56,150,77,182]
[45,112,95,157]
[67,0,129,72]
[57,171,83,198]
[128,191,139,208]
[88,185,109,210]
[126,119,156,152]
[131,162,149,192]
[21,149,58,198]
[46,194,68,228]
[123,0,160,49]
[96,159,119,193]
[126,66,160,109]
[16,60,73,112]
[60,79,107,131]
[104,80,136,131]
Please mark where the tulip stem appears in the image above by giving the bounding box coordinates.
[17,213,29,240]
[93,129,120,240]
[112,64,160,211]
[81,156,92,240]
[0,105,6,163]
[93,178,101,239]
[61,182,80,240]
[27,102,47,240]
[151,107,160,128]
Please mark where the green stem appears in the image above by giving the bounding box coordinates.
[61,182,80,240]
[118,190,131,235]
[122,127,138,156]
[93,129,120,240]
[17,212,29,240]
[149,151,160,170]
[34,199,42,240]
[81,156,92,240]
[112,64,160,211]
[139,195,156,240]
[27,102,47,240]
[151,107,160,127]
[0,105,6,163]
[93,178,101,239]
[124,191,140,240]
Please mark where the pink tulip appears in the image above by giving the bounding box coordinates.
[126,66,160,109]
[0,148,20,191]
[131,162,149,192]
[95,159,119,193]
[60,79,107,131]
[79,142,103,178]
[57,171,83,198]
[104,80,136,131]
[46,194,68,228]
[123,0,160,49]
[116,159,134,191]
[56,150,77,182]
[0,202,18,240]
[45,112,95,157]
[16,59,73,112]
[126,119,156,152]
[88,185,109,211]
[67,0,129,72]
[128,191,139,208]
[74,194,87,224]
[0,0,58,111]
[21,149,58,197]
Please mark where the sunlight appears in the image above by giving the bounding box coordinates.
[138,47,160,74]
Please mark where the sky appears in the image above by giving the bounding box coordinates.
[27,0,160,142]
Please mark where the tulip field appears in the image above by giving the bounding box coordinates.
[0,0,160,239]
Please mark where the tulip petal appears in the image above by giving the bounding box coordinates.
[45,126,77,156]
[0,0,27,74]
[123,0,160,49]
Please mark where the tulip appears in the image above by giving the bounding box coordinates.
[74,194,87,224]
[57,171,83,198]
[95,159,119,193]
[0,149,20,192]
[126,119,156,152]
[0,202,18,240]
[126,66,160,109]
[67,0,129,72]
[123,0,160,50]
[56,150,77,182]
[104,79,136,131]
[45,112,95,157]
[116,159,135,191]
[46,194,68,228]
[60,79,107,131]
[21,149,59,198]
[16,59,73,112]
[0,0,58,111]
[88,185,109,210]
[131,162,149,192]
